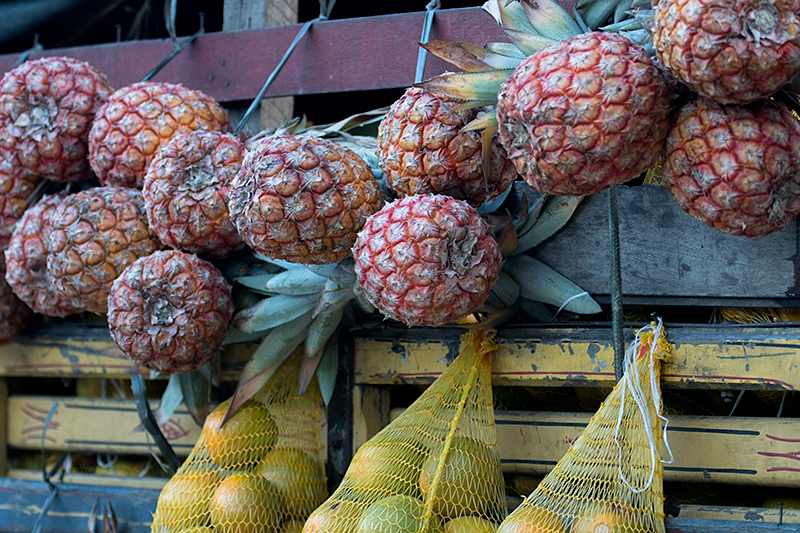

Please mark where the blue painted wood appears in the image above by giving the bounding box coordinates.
[0,478,159,533]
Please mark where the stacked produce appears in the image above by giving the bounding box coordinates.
[150,349,328,533]
[304,330,505,533]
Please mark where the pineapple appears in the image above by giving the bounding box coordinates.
[653,0,800,104]
[352,194,501,327]
[0,163,42,250]
[46,187,164,315]
[496,31,671,196]
[107,250,233,374]
[378,87,517,206]
[5,193,82,317]
[228,135,384,265]
[661,97,800,237]
[143,130,245,258]
[0,56,114,183]
[88,82,230,188]
[0,259,32,344]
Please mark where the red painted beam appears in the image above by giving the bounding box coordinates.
[0,8,509,102]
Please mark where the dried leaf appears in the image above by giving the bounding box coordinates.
[497,219,519,256]
[421,40,497,72]
[416,71,511,102]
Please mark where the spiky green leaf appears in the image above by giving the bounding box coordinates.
[264,268,328,295]
[483,0,539,35]
[233,294,317,333]
[421,40,523,72]
[485,42,527,58]
[513,196,583,254]
[582,0,621,29]
[416,70,511,103]
[306,305,346,357]
[152,375,182,427]
[177,368,209,426]
[316,330,340,406]
[233,273,278,294]
[462,108,498,133]
[504,255,601,314]
[519,0,582,40]
[502,29,558,56]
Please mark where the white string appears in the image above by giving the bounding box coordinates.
[613,319,672,493]
[553,291,589,319]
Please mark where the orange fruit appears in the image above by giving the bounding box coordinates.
[201,399,278,470]
[444,516,498,533]
[342,437,425,499]
[496,507,567,533]
[255,447,328,519]
[419,436,504,519]
[151,470,222,532]
[303,499,364,533]
[354,495,441,533]
[281,520,306,533]
[209,473,283,533]
[571,504,633,533]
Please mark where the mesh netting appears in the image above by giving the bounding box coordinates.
[305,329,505,533]
[151,347,328,533]
[498,322,673,533]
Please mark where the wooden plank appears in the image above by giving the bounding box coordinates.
[678,505,800,524]
[5,469,167,490]
[383,409,800,487]
[0,8,507,103]
[0,324,253,379]
[0,477,160,533]
[6,396,202,455]
[351,385,390,456]
[353,325,800,390]
[0,379,6,477]
[533,184,800,305]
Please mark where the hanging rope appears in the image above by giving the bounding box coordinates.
[414,0,441,84]
[608,186,625,382]
[234,0,338,135]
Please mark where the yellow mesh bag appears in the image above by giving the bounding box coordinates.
[497,321,673,533]
[150,347,328,533]
[304,330,506,533]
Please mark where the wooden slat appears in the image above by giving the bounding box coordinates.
[6,396,202,455]
[0,325,253,379]
[0,8,506,103]
[353,325,800,390]
[678,505,800,524]
[5,469,167,490]
[533,184,800,305]
[382,409,800,487]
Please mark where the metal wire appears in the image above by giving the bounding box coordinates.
[414,0,441,83]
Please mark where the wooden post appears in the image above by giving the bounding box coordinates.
[223,0,298,129]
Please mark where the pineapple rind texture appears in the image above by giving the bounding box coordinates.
[229,135,384,265]
[497,32,671,196]
[46,187,164,315]
[653,0,800,104]
[662,97,800,237]
[4,193,82,317]
[108,250,234,375]
[0,162,43,250]
[89,82,231,189]
[378,87,517,207]
[143,130,246,258]
[0,56,115,183]
[352,194,502,327]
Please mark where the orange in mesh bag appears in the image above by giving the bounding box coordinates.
[305,329,506,533]
[150,347,328,533]
[498,321,674,533]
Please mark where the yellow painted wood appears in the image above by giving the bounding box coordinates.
[354,325,800,390]
[0,333,253,380]
[678,505,800,524]
[382,409,800,487]
[351,385,390,456]
[5,468,168,490]
[6,396,202,455]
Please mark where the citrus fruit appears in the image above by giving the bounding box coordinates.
[209,472,283,533]
[152,470,222,532]
[255,447,327,519]
[354,495,440,533]
[444,516,498,533]
[201,398,278,470]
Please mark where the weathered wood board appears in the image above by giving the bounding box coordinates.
[5,469,168,490]
[6,397,202,456]
[0,325,253,379]
[533,185,800,306]
[354,325,800,389]
[378,409,800,487]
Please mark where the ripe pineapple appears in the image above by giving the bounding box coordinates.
[352,194,501,326]
[497,31,671,196]
[88,82,230,188]
[662,97,800,237]
[107,250,233,374]
[378,87,517,206]
[0,259,32,344]
[0,56,115,183]
[0,162,43,250]
[229,135,384,264]
[5,193,82,317]
[143,130,245,258]
[653,0,800,104]
[47,187,163,315]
